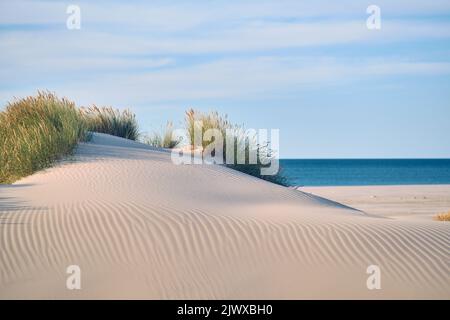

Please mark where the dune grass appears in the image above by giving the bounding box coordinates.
[434,212,450,221]
[185,109,288,186]
[1,92,286,186]
[1,93,141,183]
[81,106,139,141]
[185,109,230,150]
[0,92,87,184]
[141,121,181,149]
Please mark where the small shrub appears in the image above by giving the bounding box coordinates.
[81,106,139,140]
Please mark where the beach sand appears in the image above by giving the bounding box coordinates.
[299,185,450,221]
[0,133,449,299]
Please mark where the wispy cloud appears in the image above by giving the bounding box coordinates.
[1,0,450,106]
[2,56,448,108]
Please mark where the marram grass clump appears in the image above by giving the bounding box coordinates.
[81,106,139,141]
[185,109,288,186]
[142,121,181,149]
[1,92,287,187]
[0,92,87,183]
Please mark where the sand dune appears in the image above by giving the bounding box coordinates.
[0,133,449,299]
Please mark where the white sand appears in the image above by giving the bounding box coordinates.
[299,185,450,221]
[0,133,449,299]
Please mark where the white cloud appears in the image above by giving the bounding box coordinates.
[1,0,450,108]
[2,0,450,27]
[2,57,446,108]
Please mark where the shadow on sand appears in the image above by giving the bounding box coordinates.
[0,184,45,225]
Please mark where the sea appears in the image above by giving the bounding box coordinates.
[280,159,450,187]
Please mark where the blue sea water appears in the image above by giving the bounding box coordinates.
[280,159,450,187]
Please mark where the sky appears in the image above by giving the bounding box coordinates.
[1,0,450,158]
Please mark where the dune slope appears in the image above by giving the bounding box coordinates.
[0,133,449,299]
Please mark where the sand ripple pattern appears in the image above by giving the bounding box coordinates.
[1,133,449,299]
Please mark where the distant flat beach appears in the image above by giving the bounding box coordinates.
[299,185,450,220]
[0,133,449,299]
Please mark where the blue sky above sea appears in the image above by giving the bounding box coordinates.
[1,0,450,158]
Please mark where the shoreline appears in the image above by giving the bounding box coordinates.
[292,183,450,187]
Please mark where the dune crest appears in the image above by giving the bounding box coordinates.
[0,133,449,299]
